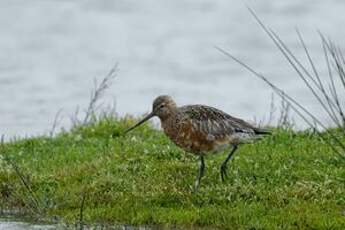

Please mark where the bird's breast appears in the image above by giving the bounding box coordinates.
[161,118,217,154]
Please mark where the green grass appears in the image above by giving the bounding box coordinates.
[0,117,344,229]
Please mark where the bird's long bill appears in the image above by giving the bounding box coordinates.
[124,112,154,134]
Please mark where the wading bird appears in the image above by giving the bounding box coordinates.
[125,95,270,191]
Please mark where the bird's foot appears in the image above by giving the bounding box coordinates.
[220,164,228,182]
[193,180,200,193]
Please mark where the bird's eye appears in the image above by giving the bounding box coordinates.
[159,104,165,109]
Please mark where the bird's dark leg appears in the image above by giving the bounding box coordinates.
[194,155,205,192]
[220,145,238,182]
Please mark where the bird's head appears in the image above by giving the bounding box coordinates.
[124,95,177,133]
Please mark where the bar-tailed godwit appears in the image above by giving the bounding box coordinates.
[125,95,270,191]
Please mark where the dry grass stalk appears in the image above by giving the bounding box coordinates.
[216,7,345,159]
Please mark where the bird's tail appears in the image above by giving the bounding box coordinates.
[253,128,271,135]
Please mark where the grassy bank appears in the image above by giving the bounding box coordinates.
[0,117,344,229]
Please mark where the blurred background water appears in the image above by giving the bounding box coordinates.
[0,220,55,230]
[1,0,345,137]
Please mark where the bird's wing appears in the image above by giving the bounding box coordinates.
[180,105,256,138]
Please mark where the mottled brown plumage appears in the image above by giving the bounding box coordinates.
[125,95,270,191]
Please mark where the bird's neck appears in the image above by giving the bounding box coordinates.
[159,109,181,141]
[158,107,178,122]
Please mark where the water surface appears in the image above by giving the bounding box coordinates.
[0,219,55,230]
[1,0,345,137]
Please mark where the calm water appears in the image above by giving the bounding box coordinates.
[0,222,54,230]
[1,0,345,137]
[0,219,152,230]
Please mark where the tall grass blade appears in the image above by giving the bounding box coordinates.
[216,46,345,159]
